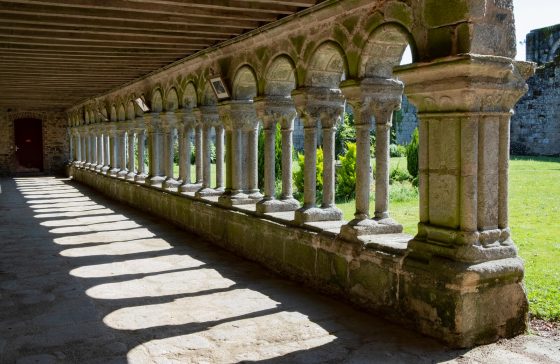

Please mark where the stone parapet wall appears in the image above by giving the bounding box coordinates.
[70,166,528,348]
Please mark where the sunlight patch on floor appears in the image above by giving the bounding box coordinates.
[60,238,172,257]
[70,254,206,278]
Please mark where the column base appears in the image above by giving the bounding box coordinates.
[340,218,403,242]
[95,164,103,172]
[109,168,120,177]
[84,162,92,169]
[178,183,202,193]
[256,197,300,213]
[125,172,137,181]
[134,173,148,184]
[409,223,517,263]
[294,206,343,224]
[401,254,528,348]
[195,187,224,198]
[163,178,181,190]
[117,169,128,179]
[146,176,165,187]
[218,192,253,206]
[101,166,110,175]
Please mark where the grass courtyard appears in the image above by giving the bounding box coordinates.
[173,156,560,322]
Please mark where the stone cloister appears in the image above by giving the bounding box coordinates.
[1,0,536,350]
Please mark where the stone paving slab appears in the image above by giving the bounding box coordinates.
[0,177,559,363]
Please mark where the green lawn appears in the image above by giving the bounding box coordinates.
[509,156,560,321]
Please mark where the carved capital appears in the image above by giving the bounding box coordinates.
[218,100,259,131]
[292,87,345,128]
[395,55,535,114]
[254,96,297,130]
[341,77,403,127]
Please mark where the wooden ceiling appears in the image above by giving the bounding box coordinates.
[0,0,321,111]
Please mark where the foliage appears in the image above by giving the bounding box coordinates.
[389,144,407,157]
[389,166,412,184]
[294,147,323,203]
[389,181,418,202]
[258,123,282,189]
[391,108,404,144]
[335,142,357,201]
[335,111,356,157]
[406,127,419,178]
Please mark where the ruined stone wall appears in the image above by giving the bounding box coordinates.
[511,60,560,156]
[0,111,70,176]
[525,24,560,65]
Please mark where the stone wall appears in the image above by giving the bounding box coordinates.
[510,25,560,156]
[0,111,70,176]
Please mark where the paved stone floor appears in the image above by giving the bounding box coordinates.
[0,177,559,364]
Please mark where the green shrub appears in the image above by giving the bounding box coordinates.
[389,181,418,202]
[335,112,356,157]
[406,128,419,178]
[389,144,407,157]
[258,123,282,189]
[389,167,412,184]
[294,147,323,203]
[336,142,357,201]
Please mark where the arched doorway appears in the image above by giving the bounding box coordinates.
[14,118,43,172]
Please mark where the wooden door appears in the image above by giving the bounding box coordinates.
[14,118,43,171]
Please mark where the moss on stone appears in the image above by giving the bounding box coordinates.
[424,0,468,27]
[332,25,348,48]
[384,2,413,29]
[290,35,306,54]
[426,27,453,58]
[342,16,359,33]
[364,12,384,35]
[456,22,471,54]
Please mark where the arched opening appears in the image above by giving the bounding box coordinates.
[232,66,258,100]
[14,118,43,173]
[355,23,418,234]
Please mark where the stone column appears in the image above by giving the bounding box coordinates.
[255,97,299,213]
[195,123,203,185]
[134,118,148,183]
[178,111,199,193]
[161,112,180,189]
[126,128,136,180]
[195,106,222,197]
[96,130,104,172]
[146,113,165,187]
[73,131,81,166]
[293,87,344,224]
[245,117,262,200]
[340,78,404,240]
[89,129,98,170]
[395,55,534,346]
[102,130,110,174]
[215,124,225,191]
[109,126,120,177]
[117,126,128,179]
[218,101,255,206]
[84,129,92,169]
[219,104,233,197]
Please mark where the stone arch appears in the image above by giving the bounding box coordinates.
[182,82,198,109]
[165,87,179,111]
[201,81,218,106]
[264,55,297,97]
[360,23,414,78]
[305,41,347,88]
[117,103,126,121]
[150,88,163,113]
[232,65,258,100]
[126,100,135,120]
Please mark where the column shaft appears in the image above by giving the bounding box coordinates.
[215,125,224,189]
[322,126,336,208]
[374,122,390,219]
[281,128,294,199]
[264,126,276,199]
[303,126,317,208]
[354,124,371,219]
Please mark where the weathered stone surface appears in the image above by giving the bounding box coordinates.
[1,176,558,363]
